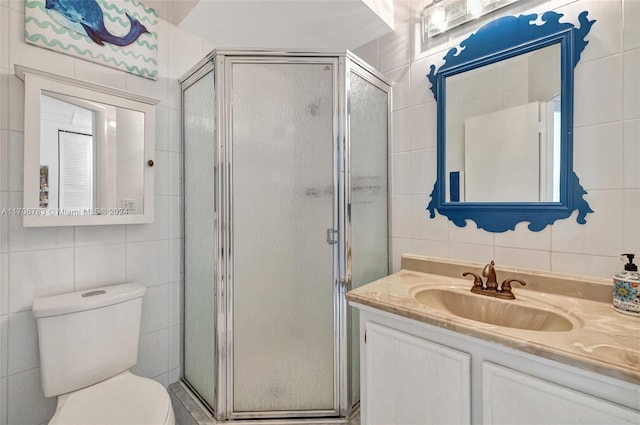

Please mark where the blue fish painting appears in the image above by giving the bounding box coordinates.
[45,0,149,46]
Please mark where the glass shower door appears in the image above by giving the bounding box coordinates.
[348,67,390,407]
[183,69,217,409]
[230,60,337,416]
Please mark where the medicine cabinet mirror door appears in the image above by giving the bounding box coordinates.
[19,66,158,226]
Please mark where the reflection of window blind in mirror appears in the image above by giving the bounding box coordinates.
[58,131,94,211]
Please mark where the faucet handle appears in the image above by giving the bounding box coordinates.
[463,272,484,290]
[500,279,527,299]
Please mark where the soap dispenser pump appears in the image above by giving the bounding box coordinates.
[613,254,640,316]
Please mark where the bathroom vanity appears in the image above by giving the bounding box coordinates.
[347,256,640,425]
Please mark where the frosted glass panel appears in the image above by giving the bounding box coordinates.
[232,62,335,412]
[183,71,217,408]
[348,71,389,404]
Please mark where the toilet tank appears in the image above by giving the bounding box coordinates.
[32,283,146,398]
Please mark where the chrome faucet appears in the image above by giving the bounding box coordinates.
[463,261,526,300]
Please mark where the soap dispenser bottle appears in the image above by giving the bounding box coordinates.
[613,254,640,316]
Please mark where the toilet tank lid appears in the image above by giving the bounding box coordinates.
[33,283,146,318]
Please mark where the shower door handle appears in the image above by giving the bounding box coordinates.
[326,229,338,245]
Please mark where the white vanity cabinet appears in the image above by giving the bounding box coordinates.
[482,363,639,424]
[364,322,471,425]
[357,306,640,425]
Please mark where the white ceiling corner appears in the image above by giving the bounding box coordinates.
[153,0,395,50]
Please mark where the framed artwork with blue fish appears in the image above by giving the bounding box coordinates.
[25,0,158,80]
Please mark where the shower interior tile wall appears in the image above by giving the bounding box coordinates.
[354,0,640,279]
[0,1,215,424]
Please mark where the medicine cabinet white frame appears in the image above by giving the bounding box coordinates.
[17,65,159,227]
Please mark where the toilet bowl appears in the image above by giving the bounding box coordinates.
[48,372,174,425]
[33,283,175,425]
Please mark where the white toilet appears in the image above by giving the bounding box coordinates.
[32,282,175,425]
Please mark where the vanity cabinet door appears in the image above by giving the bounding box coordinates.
[482,362,640,425]
[363,322,471,425]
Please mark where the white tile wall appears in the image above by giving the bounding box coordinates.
[410,238,449,259]
[353,39,380,70]
[410,102,436,150]
[623,190,640,254]
[168,282,181,327]
[493,222,552,252]
[554,190,625,257]
[410,56,438,107]
[411,195,448,241]
[133,328,170,379]
[393,107,411,153]
[494,246,552,271]
[449,242,495,263]
[354,0,639,280]
[0,74,7,134]
[74,59,127,91]
[0,131,6,193]
[379,0,411,74]
[391,151,412,194]
[623,48,640,119]
[0,4,8,70]
[557,0,622,62]
[0,0,208,423]
[623,0,640,51]
[0,377,6,425]
[6,131,22,192]
[126,240,171,286]
[140,283,169,335]
[8,310,40,375]
[391,237,412,272]
[573,122,624,190]
[410,149,435,194]
[624,119,640,188]
[0,314,7,378]
[74,244,127,289]
[574,54,623,127]
[386,64,411,111]
[9,248,75,312]
[8,368,56,425]
[0,193,6,254]
[391,196,412,238]
[0,254,7,316]
[74,224,126,247]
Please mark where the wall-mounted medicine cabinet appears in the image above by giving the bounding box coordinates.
[16,65,159,227]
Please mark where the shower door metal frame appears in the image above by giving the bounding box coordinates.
[180,52,222,417]
[180,49,392,423]
[339,54,393,416]
[221,53,343,421]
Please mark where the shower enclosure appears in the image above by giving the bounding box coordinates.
[179,50,390,423]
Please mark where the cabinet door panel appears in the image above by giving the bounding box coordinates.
[364,322,471,425]
[483,362,640,424]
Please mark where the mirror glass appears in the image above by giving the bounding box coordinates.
[19,66,157,226]
[444,43,561,203]
[39,92,145,215]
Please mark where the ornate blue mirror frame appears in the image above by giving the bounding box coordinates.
[427,11,595,232]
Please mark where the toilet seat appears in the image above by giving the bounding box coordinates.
[49,372,174,425]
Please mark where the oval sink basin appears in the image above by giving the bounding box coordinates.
[413,288,579,332]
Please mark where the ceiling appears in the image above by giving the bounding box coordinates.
[143,0,199,26]
[145,0,395,50]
